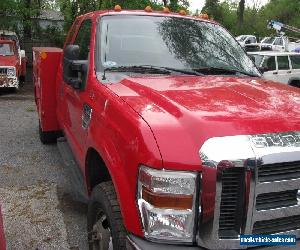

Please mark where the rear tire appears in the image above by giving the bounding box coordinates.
[88,181,126,250]
[39,122,57,144]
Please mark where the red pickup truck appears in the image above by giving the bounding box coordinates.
[33,8,300,250]
[0,39,26,90]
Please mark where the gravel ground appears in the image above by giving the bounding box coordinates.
[0,81,88,249]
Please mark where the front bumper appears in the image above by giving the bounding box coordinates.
[0,76,19,88]
[126,235,202,250]
[126,235,300,250]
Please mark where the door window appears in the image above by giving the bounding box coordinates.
[262,56,276,71]
[249,37,256,43]
[274,38,283,46]
[277,56,290,70]
[74,19,92,60]
[290,55,300,69]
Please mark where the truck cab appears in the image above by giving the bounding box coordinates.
[0,40,22,89]
[33,8,300,250]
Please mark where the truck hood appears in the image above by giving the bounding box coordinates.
[0,55,18,67]
[107,75,300,169]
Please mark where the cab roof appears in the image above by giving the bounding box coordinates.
[76,9,215,24]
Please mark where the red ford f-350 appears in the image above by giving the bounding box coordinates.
[33,8,300,250]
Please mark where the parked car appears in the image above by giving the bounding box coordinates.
[0,40,25,90]
[236,35,257,47]
[0,30,25,64]
[249,51,300,87]
[260,36,300,52]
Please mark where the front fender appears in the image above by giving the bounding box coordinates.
[85,88,162,237]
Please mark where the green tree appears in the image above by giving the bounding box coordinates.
[202,0,223,21]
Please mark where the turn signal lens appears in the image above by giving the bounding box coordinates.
[142,187,193,210]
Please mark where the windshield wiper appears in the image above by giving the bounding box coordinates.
[193,67,259,77]
[102,65,203,80]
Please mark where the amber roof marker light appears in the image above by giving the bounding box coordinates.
[179,9,187,16]
[114,5,122,12]
[162,7,170,13]
[199,13,209,19]
[144,6,153,12]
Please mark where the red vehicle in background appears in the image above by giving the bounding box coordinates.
[33,7,300,250]
[0,39,26,90]
[0,207,5,250]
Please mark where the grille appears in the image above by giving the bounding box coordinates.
[258,161,300,182]
[218,167,245,239]
[253,215,300,234]
[256,190,298,210]
[0,68,7,75]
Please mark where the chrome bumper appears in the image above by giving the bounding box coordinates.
[0,76,19,88]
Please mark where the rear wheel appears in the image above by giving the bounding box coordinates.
[39,122,58,144]
[88,181,126,250]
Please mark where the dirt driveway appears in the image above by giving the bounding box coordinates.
[0,83,88,249]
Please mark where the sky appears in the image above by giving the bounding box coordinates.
[188,0,269,13]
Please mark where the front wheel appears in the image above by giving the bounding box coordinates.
[87,181,127,250]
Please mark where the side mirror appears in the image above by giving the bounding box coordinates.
[63,45,88,89]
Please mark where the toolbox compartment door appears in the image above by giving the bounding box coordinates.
[33,47,62,132]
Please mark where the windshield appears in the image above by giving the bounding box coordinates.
[0,43,14,56]
[262,37,275,44]
[236,35,247,42]
[97,15,259,76]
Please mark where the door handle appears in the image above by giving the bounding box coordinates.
[273,72,278,75]
[287,71,291,73]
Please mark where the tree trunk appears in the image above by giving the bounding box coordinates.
[237,0,245,30]
[24,0,32,39]
[163,0,167,7]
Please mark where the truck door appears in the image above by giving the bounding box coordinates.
[276,56,291,84]
[63,19,93,160]
[274,38,285,52]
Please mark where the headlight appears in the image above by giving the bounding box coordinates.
[137,165,198,243]
[7,67,16,77]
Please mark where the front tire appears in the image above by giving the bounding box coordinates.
[88,181,126,250]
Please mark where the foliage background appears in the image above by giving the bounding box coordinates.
[0,0,300,47]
